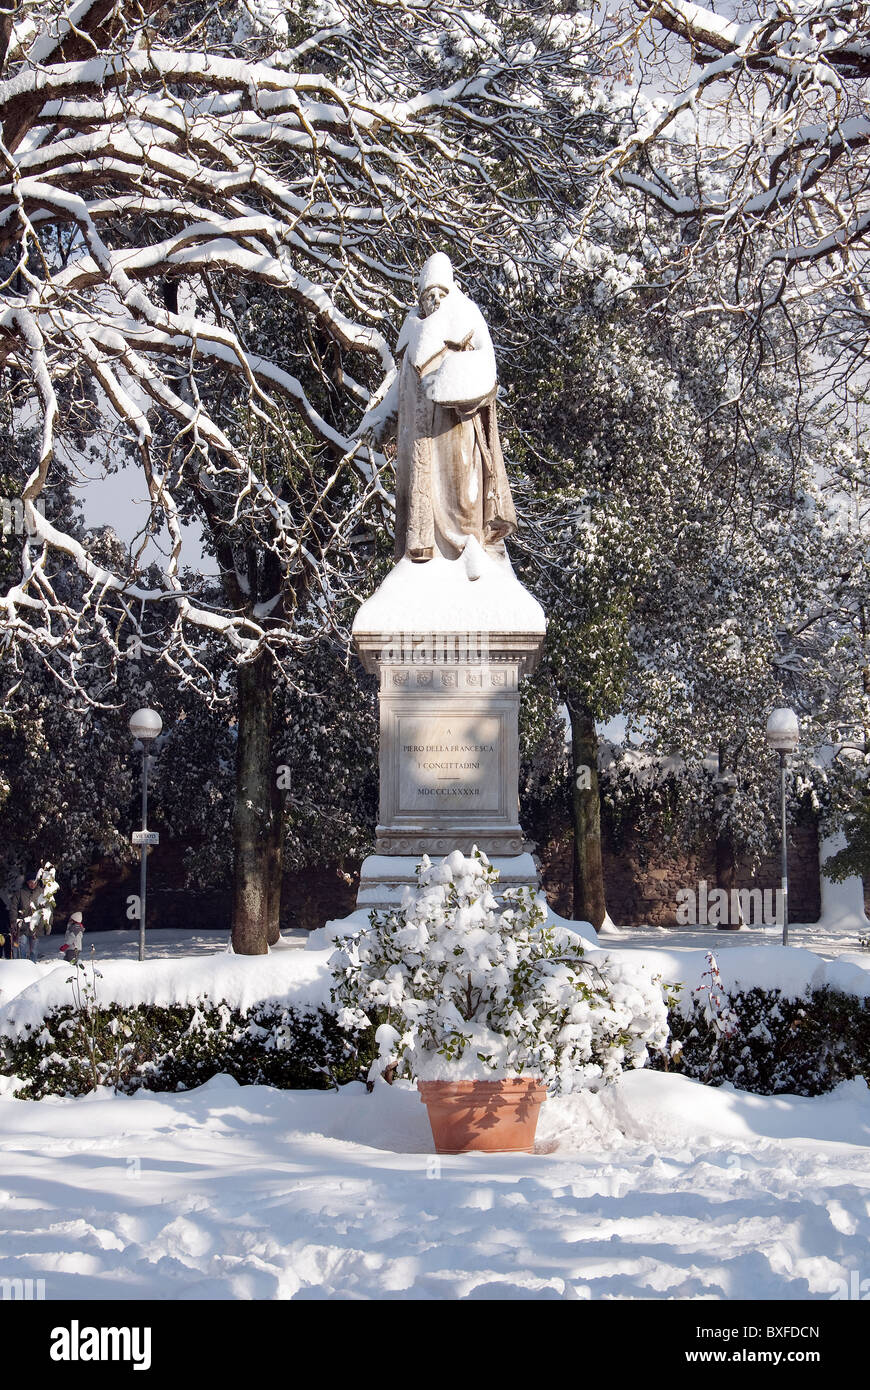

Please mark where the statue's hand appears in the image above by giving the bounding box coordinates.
[355,371,399,445]
[486,516,513,542]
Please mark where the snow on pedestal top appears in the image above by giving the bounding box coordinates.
[352,547,546,637]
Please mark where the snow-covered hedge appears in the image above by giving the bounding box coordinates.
[1,976,375,1100]
[4,908,869,1102]
[0,951,334,1037]
[620,943,870,1016]
[660,968,870,1096]
[331,849,670,1090]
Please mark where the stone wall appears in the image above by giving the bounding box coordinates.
[61,842,357,936]
[61,821,861,934]
[539,823,824,927]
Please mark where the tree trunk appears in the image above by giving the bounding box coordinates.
[714,821,740,926]
[232,650,282,953]
[714,746,740,927]
[567,698,607,930]
[265,757,283,946]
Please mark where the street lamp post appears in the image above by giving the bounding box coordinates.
[765,708,800,948]
[129,708,163,962]
[713,768,739,930]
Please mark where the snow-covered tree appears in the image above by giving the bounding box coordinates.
[596,0,870,400]
[787,427,870,882]
[0,0,608,951]
[510,262,833,923]
[0,0,600,663]
[330,848,669,1089]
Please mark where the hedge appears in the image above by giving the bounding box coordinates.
[1,997,376,1100]
[659,985,870,1096]
[3,972,870,1102]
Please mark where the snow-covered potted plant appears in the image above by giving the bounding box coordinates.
[330,848,669,1153]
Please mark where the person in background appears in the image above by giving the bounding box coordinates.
[15,869,44,963]
[5,908,20,959]
[0,894,9,959]
[61,911,85,965]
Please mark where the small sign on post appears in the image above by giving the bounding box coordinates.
[131,830,159,847]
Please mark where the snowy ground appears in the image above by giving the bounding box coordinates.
[603,919,869,963]
[17,925,304,962]
[16,912,870,967]
[1,912,869,1301]
[0,1070,867,1300]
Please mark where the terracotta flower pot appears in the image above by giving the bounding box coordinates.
[418,1077,547,1154]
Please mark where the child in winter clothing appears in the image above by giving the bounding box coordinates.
[61,911,85,965]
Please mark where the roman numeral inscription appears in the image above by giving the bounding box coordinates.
[398,715,501,812]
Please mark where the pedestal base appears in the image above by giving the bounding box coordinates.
[352,552,546,909]
[357,852,540,911]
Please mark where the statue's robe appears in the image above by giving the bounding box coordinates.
[392,288,517,562]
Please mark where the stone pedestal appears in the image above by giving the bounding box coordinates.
[357,852,541,911]
[352,551,545,909]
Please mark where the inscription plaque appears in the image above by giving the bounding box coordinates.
[397,714,501,814]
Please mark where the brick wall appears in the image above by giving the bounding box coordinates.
[61,842,357,935]
[539,823,824,927]
[63,823,861,934]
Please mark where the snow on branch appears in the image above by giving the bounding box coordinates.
[0,0,598,698]
[595,0,870,380]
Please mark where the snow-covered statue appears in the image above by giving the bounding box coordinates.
[363,253,517,564]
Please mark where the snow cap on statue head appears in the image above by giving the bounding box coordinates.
[418,253,455,296]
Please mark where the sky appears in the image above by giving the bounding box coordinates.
[74,455,217,578]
